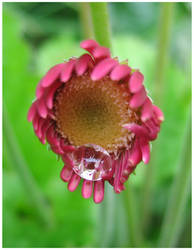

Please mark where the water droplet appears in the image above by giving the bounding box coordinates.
[68,144,113,181]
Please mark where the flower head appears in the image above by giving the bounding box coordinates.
[27,39,164,203]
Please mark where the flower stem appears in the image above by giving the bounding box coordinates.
[89,2,112,48]
[158,112,191,247]
[3,108,54,228]
[79,2,94,39]
[154,2,174,105]
[123,184,144,247]
[140,2,174,232]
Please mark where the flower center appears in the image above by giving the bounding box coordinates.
[54,73,138,153]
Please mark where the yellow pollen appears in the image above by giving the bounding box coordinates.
[54,73,138,153]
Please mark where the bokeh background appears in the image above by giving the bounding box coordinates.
[3,2,191,248]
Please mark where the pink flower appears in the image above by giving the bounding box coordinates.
[27,39,164,203]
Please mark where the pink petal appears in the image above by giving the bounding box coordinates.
[36,98,48,118]
[91,58,118,81]
[41,63,65,87]
[68,173,81,192]
[75,54,93,76]
[41,120,52,144]
[128,139,142,166]
[141,97,153,122]
[32,114,39,131]
[92,46,111,59]
[129,71,144,93]
[27,102,37,122]
[129,86,147,109]
[46,126,58,146]
[82,180,93,198]
[60,60,76,82]
[36,79,45,99]
[144,119,159,141]
[36,118,44,139]
[123,123,149,138]
[139,138,150,164]
[110,64,131,81]
[114,156,125,193]
[46,81,62,109]
[60,139,75,153]
[62,154,74,168]
[153,105,164,123]
[93,180,104,203]
[60,166,73,182]
[80,39,99,54]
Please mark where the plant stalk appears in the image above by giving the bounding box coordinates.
[158,111,191,247]
[3,108,53,228]
[89,2,112,48]
[79,2,94,39]
[141,2,174,233]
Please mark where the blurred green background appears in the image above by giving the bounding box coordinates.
[3,2,191,248]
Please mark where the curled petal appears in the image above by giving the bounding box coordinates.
[41,63,65,87]
[36,98,48,119]
[92,46,111,59]
[141,97,153,122]
[123,123,149,138]
[110,64,131,81]
[36,80,45,99]
[153,105,164,123]
[62,154,74,168]
[75,54,94,76]
[129,71,144,93]
[60,139,75,153]
[32,114,39,131]
[46,81,62,109]
[129,86,147,109]
[93,180,104,203]
[91,58,118,81]
[128,139,142,166]
[68,173,81,192]
[27,102,37,122]
[60,165,73,182]
[82,180,93,198]
[139,138,150,164]
[36,118,45,140]
[41,120,52,144]
[60,60,76,82]
[80,39,99,54]
[144,119,159,141]
[114,155,125,193]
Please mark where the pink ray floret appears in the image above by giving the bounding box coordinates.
[91,58,118,81]
[93,180,104,203]
[129,86,147,108]
[41,63,65,87]
[75,54,93,76]
[110,64,131,81]
[129,71,144,93]
[82,180,93,199]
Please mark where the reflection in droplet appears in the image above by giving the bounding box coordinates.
[68,144,113,181]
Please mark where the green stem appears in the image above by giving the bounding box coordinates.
[154,2,174,105]
[3,108,54,228]
[89,2,112,48]
[158,112,191,247]
[79,3,94,39]
[122,184,144,247]
[140,2,174,232]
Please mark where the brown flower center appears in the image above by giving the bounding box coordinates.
[54,73,138,153]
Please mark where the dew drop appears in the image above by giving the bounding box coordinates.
[68,144,113,181]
